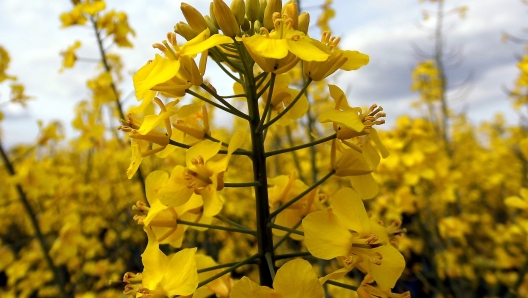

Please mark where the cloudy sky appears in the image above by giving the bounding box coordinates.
[0,0,526,147]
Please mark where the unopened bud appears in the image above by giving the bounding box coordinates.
[298,12,310,34]
[230,0,246,26]
[259,0,267,23]
[204,15,219,34]
[209,3,220,28]
[174,22,197,40]
[263,0,281,30]
[213,0,240,37]
[283,1,298,29]
[253,20,262,34]
[181,3,209,34]
[246,0,259,22]
[241,18,251,32]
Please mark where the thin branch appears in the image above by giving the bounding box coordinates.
[270,170,335,219]
[266,133,337,157]
[198,253,261,288]
[177,219,257,235]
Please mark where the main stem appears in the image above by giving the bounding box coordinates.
[238,40,275,286]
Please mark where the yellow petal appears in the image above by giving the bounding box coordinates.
[330,188,371,235]
[142,227,169,289]
[145,170,169,205]
[243,34,289,59]
[350,174,379,200]
[183,31,233,56]
[369,128,389,158]
[368,246,405,291]
[273,259,324,298]
[318,109,364,132]
[319,267,352,285]
[186,140,222,166]
[286,38,329,61]
[340,50,369,71]
[303,209,353,259]
[158,166,195,207]
[201,184,224,217]
[230,276,275,298]
[161,248,198,296]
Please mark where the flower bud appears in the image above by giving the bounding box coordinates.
[298,12,310,34]
[241,18,251,32]
[181,3,209,34]
[174,22,197,40]
[246,0,259,22]
[259,0,266,23]
[213,0,240,37]
[204,15,219,35]
[209,2,219,28]
[283,1,298,29]
[263,0,281,30]
[253,20,262,34]
[230,0,246,26]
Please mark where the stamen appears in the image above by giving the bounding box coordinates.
[162,40,179,60]
[260,27,270,38]
[152,43,167,52]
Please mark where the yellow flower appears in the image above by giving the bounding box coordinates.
[303,188,405,291]
[119,98,178,179]
[158,132,245,216]
[268,172,321,240]
[242,13,329,73]
[304,32,369,81]
[139,227,198,297]
[230,259,324,298]
[192,254,234,298]
[133,29,232,103]
[60,40,82,72]
[133,171,204,247]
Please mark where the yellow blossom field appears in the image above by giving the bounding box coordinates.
[0,0,527,297]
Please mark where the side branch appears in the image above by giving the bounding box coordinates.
[186,89,251,121]
[270,170,335,219]
[265,133,337,157]
[262,78,312,130]
[198,253,261,288]
[176,219,256,236]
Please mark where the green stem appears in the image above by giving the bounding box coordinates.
[210,50,243,83]
[325,280,358,291]
[256,76,272,97]
[265,252,276,280]
[210,47,244,73]
[270,170,335,219]
[256,73,276,133]
[177,219,256,235]
[168,139,252,156]
[285,125,306,182]
[262,78,312,130]
[200,83,249,118]
[269,223,304,236]
[222,94,247,98]
[0,142,68,297]
[198,253,261,288]
[186,89,250,120]
[266,133,336,157]
[255,72,269,86]
[273,220,302,250]
[237,39,275,287]
[275,251,312,260]
[214,215,251,231]
[224,181,262,187]
[197,261,241,273]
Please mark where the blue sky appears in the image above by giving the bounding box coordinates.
[0,0,526,147]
